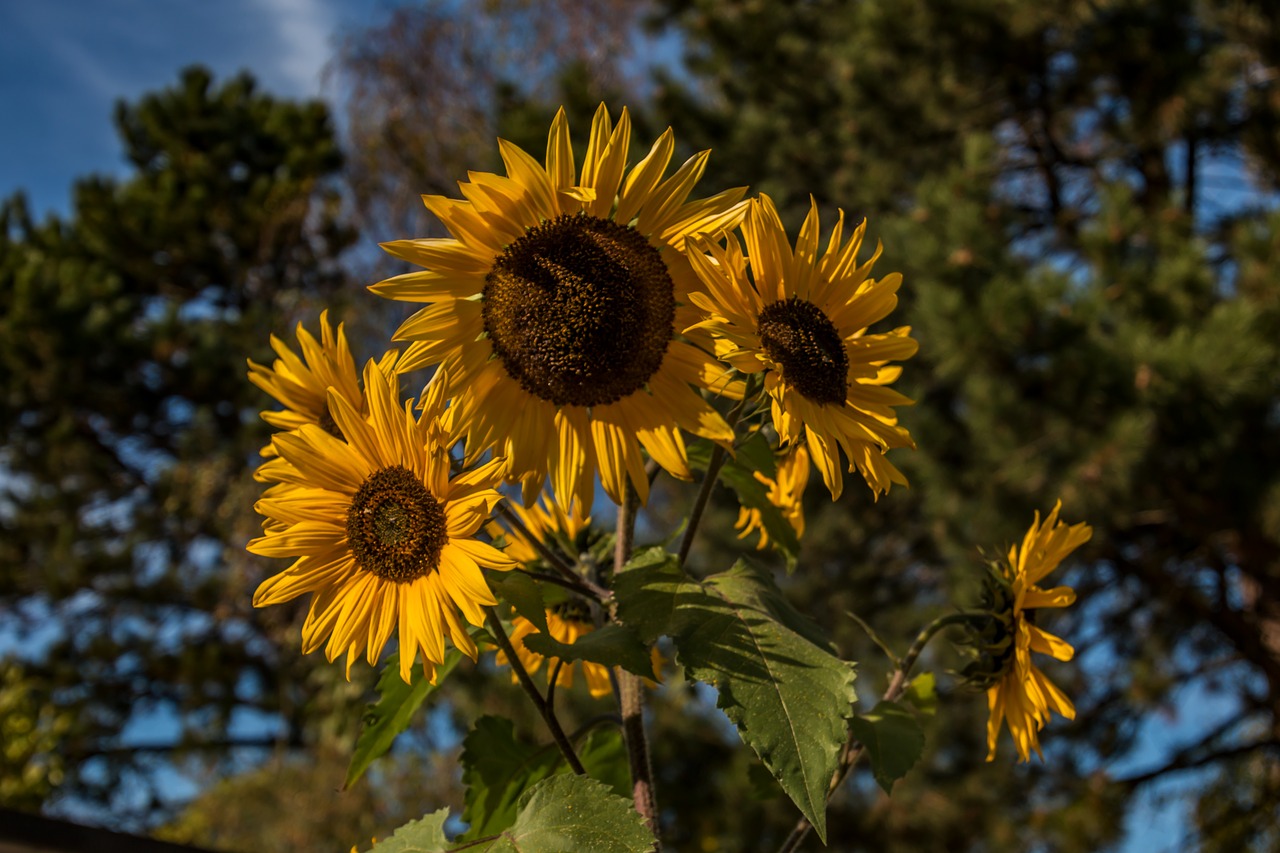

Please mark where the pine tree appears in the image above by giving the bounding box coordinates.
[0,67,360,820]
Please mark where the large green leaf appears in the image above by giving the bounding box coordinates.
[522,623,655,678]
[848,700,925,793]
[345,650,460,789]
[368,809,450,852]
[686,442,801,568]
[613,547,704,643]
[460,715,631,840]
[615,550,856,842]
[468,774,654,853]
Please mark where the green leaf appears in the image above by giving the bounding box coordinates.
[686,443,800,569]
[614,551,856,842]
[345,650,460,789]
[736,429,778,478]
[903,672,937,717]
[522,624,655,678]
[368,808,450,852]
[460,716,631,840]
[848,700,925,793]
[613,547,704,643]
[491,571,548,632]
[467,774,654,853]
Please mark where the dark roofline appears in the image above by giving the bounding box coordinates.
[0,808,223,853]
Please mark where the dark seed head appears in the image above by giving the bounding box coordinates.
[482,214,675,408]
[346,465,448,583]
[756,297,849,405]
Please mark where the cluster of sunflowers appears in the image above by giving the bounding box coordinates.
[245,104,1091,837]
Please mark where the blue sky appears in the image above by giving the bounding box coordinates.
[0,0,385,218]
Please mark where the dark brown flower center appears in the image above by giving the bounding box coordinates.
[756,297,848,405]
[346,465,447,583]
[482,214,675,408]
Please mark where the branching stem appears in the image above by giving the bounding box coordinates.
[486,609,585,775]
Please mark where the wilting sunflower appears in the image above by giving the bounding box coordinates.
[735,445,809,550]
[247,359,515,683]
[985,501,1091,762]
[371,104,747,509]
[496,602,615,698]
[687,194,917,499]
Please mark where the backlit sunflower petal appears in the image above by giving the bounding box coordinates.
[616,127,675,224]
[1028,625,1075,661]
[545,106,576,192]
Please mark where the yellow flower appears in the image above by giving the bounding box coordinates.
[687,194,917,499]
[371,105,748,510]
[496,606,616,698]
[247,311,362,459]
[986,501,1091,762]
[735,445,809,549]
[498,497,593,567]
[247,359,516,683]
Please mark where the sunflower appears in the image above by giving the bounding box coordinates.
[687,194,917,499]
[247,358,515,683]
[497,496,593,567]
[735,445,810,550]
[985,501,1091,762]
[247,310,363,460]
[371,105,748,510]
[496,603,616,698]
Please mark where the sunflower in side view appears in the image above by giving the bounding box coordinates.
[247,359,515,684]
[983,501,1091,762]
[496,602,615,698]
[735,445,809,550]
[371,104,747,510]
[688,194,917,499]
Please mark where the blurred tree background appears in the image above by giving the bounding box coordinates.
[2,0,1278,850]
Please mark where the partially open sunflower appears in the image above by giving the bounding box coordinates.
[688,194,917,499]
[371,105,747,509]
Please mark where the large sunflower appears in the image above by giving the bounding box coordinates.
[371,105,747,509]
[986,501,1091,762]
[687,194,917,499]
[248,359,515,683]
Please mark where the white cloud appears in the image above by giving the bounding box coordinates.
[251,0,337,96]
